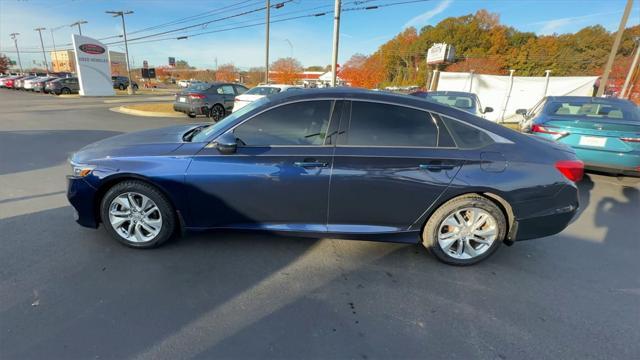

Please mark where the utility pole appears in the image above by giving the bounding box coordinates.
[621,36,640,99]
[34,27,49,72]
[107,11,135,94]
[10,33,23,73]
[331,0,341,87]
[50,25,65,73]
[597,0,633,97]
[70,20,88,36]
[265,0,270,84]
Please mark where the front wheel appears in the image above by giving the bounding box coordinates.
[61,87,71,95]
[100,180,176,248]
[422,194,506,266]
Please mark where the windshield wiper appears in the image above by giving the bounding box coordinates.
[182,125,209,142]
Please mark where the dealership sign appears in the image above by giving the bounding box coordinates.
[72,34,115,96]
[427,43,456,65]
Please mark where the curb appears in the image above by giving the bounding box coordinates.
[110,106,185,118]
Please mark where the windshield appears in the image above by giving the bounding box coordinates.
[545,100,639,120]
[427,94,477,111]
[187,83,210,91]
[245,86,282,96]
[191,97,271,142]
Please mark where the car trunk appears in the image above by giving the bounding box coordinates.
[176,90,206,105]
[543,117,640,153]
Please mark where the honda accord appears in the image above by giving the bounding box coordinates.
[67,88,582,265]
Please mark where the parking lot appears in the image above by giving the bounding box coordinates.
[1,89,639,359]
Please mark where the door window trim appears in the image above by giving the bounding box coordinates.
[225,99,342,148]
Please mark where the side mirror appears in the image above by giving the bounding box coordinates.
[515,109,528,116]
[215,132,237,154]
[484,107,494,113]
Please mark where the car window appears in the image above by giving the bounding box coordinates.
[427,94,476,110]
[545,101,638,120]
[217,85,235,95]
[440,116,494,149]
[188,83,210,91]
[345,101,452,147]
[234,100,332,146]
[234,85,248,95]
[244,86,281,96]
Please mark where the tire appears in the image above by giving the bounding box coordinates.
[100,180,176,249]
[61,87,71,95]
[187,113,197,118]
[422,194,506,266]
[133,84,138,90]
[209,104,225,122]
[119,84,125,90]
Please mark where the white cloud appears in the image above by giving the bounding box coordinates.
[531,11,622,35]
[403,0,453,29]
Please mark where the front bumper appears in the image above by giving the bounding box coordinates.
[67,176,99,228]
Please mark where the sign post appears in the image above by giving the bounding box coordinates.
[72,34,115,96]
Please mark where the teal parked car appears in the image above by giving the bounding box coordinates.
[518,96,640,176]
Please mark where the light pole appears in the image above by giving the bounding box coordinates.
[330,0,341,87]
[621,36,640,99]
[70,20,88,35]
[10,33,23,73]
[597,0,633,97]
[284,38,293,58]
[106,10,135,94]
[50,25,65,73]
[34,27,49,72]
[265,0,270,84]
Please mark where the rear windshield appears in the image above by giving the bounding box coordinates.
[187,83,210,91]
[545,100,639,120]
[245,87,282,96]
[427,94,476,110]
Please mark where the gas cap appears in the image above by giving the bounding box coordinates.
[480,152,507,172]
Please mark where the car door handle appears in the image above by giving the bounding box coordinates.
[294,161,328,168]
[419,163,456,171]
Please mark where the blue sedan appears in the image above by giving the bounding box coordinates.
[68,88,582,265]
[519,96,640,176]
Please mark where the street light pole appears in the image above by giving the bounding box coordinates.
[265,0,270,84]
[330,0,341,87]
[596,0,633,97]
[50,25,65,73]
[34,27,49,72]
[106,11,135,95]
[10,33,23,73]
[70,20,88,36]
[620,36,640,99]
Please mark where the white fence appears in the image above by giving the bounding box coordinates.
[436,71,598,122]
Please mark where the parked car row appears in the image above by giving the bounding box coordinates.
[0,73,80,95]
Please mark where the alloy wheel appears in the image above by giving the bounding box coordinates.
[108,192,163,243]
[437,207,497,260]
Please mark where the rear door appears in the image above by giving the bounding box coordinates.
[327,100,463,233]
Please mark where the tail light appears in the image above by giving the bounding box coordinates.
[555,160,584,182]
[620,137,640,143]
[188,93,205,99]
[532,124,568,135]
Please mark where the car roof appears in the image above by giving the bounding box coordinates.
[428,91,477,97]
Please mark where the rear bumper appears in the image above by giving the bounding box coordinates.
[173,102,205,115]
[573,148,640,175]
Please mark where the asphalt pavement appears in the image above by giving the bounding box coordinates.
[1,89,639,360]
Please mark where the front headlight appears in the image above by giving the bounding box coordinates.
[70,162,96,177]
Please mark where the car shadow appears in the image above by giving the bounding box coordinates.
[0,130,122,175]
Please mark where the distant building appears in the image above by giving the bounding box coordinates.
[267,71,346,87]
[49,50,127,75]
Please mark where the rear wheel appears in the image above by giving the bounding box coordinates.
[187,113,197,118]
[209,104,225,122]
[118,84,125,90]
[100,180,176,248]
[61,87,71,95]
[422,194,506,266]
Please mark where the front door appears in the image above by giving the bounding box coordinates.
[328,100,463,233]
[216,84,237,113]
[185,99,342,231]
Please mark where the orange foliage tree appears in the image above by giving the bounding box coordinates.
[339,53,385,88]
[270,57,302,84]
[446,57,507,75]
[216,63,238,82]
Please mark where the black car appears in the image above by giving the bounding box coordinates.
[46,77,80,95]
[112,76,138,91]
[174,82,249,120]
[68,88,582,265]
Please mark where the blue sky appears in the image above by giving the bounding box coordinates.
[1,0,638,70]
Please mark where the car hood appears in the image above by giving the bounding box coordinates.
[71,124,204,163]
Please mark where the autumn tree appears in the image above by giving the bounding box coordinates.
[270,57,303,84]
[0,54,9,73]
[215,63,238,82]
[340,53,385,88]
